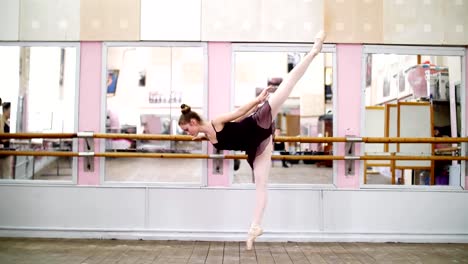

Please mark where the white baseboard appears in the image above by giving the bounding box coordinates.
[1,227,468,243]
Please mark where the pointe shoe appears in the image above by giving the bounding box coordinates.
[312,30,326,54]
[246,225,263,250]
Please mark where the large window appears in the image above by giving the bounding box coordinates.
[362,46,465,188]
[102,43,207,184]
[231,44,336,185]
[0,44,79,182]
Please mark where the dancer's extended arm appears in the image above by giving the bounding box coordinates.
[212,87,271,127]
[232,104,258,122]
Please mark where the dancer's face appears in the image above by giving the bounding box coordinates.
[179,119,199,136]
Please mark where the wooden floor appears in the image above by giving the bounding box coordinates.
[1,238,467,264]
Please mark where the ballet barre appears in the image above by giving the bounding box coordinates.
[1,132,468,143]
[0,150,466,161]
[0,132,466,174]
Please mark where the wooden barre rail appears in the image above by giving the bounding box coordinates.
[95,133,194,141]
[0,150,467,161]
[1,132,468,143]
[362,137,468,143]
[0,132,77,139]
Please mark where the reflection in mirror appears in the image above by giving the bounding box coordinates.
[104,46,206,183]
[0,45,78,181]
[232,49,334,185]
[364,51,464,186]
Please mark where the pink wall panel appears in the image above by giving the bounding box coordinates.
[78,42,102,185]
[207,42,231,186]
[336,44,362,189]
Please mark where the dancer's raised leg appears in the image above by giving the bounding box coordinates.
[268,30,326,118]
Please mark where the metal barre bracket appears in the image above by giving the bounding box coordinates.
[344,135,357,176]
[78,152,95,157]
[212,150,223,175]
[77,131,94,138]
[345,136,363,142]
[79,131,94,172]
[209,154,225,159]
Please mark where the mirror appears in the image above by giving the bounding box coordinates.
[0,45,78,181]
[104,45,207,183]
[232,48,335,185]
[363,49,464,186]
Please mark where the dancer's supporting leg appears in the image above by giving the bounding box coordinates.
[268,30,326,118]
[246,139,273,250]
[245,30,326,251]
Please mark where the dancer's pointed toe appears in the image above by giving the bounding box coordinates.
[245,225,263,250]
[312,30,326,54]
[315,30,326,42]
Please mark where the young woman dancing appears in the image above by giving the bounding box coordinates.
[178,30,326,250]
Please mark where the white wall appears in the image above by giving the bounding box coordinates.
[0,185,467,242]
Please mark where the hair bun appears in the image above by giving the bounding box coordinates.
[180,104,191,114]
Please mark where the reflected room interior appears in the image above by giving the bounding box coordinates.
[0,46,77,181]
[104,46,205,183]
[363,53,462,186]
[232,51,334,185]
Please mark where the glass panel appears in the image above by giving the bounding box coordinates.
[232,49,334,185]
[364,51,464,186]
[104,45,206,183]
[0,45,78,181]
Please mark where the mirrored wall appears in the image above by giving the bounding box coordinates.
[231,45,335,185]
[362,46,465,187]
[0,44,79,181]
[103,44,207,183]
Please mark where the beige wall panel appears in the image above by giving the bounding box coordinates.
[260,0,324,42]
[20,0,79,41]
[202,0,323,42]
[325,0,383,44]
[201,0,262,41]
[80,0,140,41]
[443,0,468,45]
[383,0,445,45]
[0,0,19,40]
[140,0,201,41]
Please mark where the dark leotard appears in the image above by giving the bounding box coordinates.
[3,122,9,149]
[212,101,275,170]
